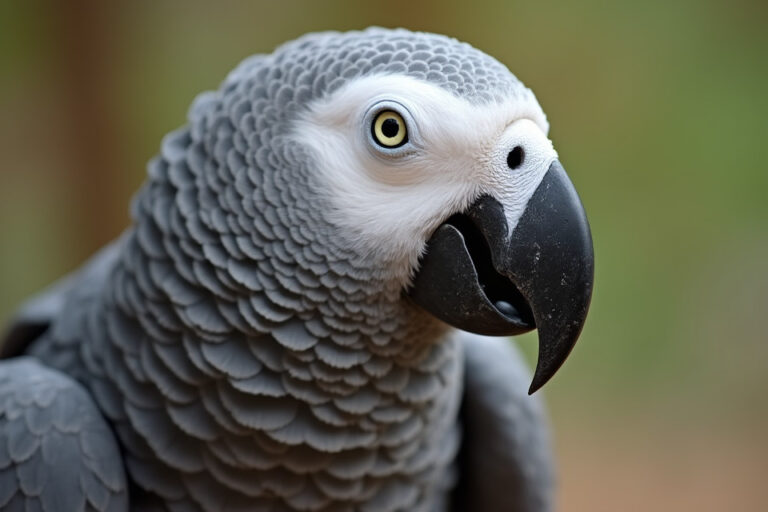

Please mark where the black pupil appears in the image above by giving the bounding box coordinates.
[507,146,524,169]
[381,117,400,138]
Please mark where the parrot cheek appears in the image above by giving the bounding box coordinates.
[408,160,594,393]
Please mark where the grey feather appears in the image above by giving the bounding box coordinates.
[0,358,128,512]
[453,333,555,512]
[1,28,555,511]
[218,384,298,430]
[231,370,286,397]
[0,241,122,359]
[166,400,221,441]
[199,339,263,378]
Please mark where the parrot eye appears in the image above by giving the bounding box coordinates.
[372,110,408,148]
[507,146,525,170]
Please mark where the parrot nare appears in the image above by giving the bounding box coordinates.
[0,28,594,512]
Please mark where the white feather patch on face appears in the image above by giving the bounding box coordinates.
[292,74,558,285]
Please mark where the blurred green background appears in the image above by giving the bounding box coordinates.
[1,1,766,509]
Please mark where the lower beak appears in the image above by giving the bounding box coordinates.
[408,160,594,393]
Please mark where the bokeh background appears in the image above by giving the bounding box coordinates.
[1,1,766,510]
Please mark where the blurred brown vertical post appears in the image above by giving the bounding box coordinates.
[52,0,127,259]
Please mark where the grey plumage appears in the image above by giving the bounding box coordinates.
[1,28,556,511]
[0,358,128,512]
[452,335,554,511]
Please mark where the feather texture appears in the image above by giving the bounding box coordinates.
[0,358,128,512]
[0,28,556,512]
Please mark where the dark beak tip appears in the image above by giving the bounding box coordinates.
[528,379,544,395]
[527,337,577,394]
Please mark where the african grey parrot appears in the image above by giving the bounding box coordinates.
[0,28,593,511]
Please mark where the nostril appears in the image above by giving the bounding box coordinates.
[507,146,525,170]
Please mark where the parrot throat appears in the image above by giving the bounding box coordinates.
[58,223,466,511]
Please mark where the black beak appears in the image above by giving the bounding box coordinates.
[408,161,594,393]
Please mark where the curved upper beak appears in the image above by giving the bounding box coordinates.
[408,160,594,393]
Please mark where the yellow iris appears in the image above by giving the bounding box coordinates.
[372,111,407,147]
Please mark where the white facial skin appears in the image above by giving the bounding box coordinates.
[294,74,559,286]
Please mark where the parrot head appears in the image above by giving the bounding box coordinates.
[165,28,593,393]
[290,32,593,393]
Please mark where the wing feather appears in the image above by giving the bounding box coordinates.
[454,334,555,512]
[0,358,128,512]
